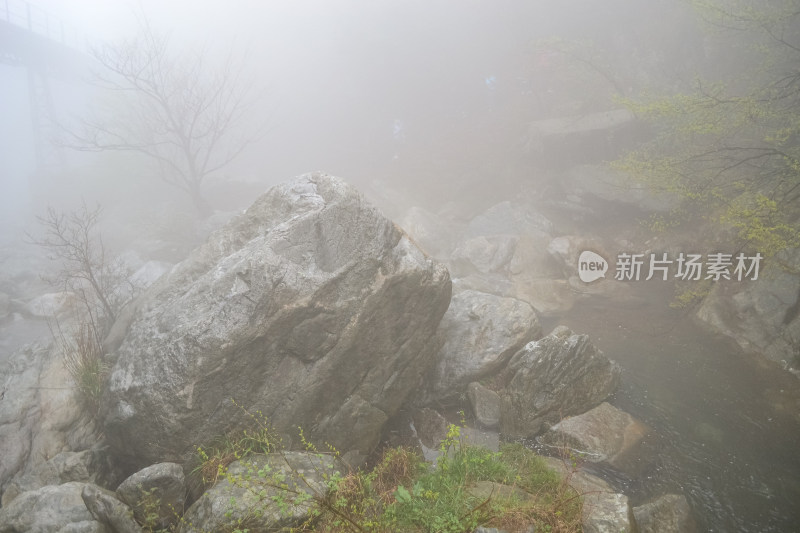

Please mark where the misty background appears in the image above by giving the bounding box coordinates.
[1,0,698,233]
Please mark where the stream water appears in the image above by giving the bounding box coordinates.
[545,280,800,532]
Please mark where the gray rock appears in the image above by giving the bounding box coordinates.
[540,402,649,467]
[696,249,800,366]
[542,457,632,533]
[467,382,502,429]
[116,462,186,529]
[2,449,104,507]
[429,289,540,400]
[450,235,519,276]
[633,493,696,533]
[81,484,143,533]
[411,408,449,450]
[103,173,451,469]
[0,482,108,533]
[0,344,98,499]
[179,452,342,533]
[500,326,621,437]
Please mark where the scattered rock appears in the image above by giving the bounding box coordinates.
[2,449,107,507]
[0,482,108,533]
[540,402,649,467]
[429,289,540,401]
[450,235,519,276]
[543,457,632,533]
[467,382,502,429]
[116,462,186,529]
[633,493,696,533]
[179,452,342,533]
[411,408,449,450]
[103,173,451,470]
[81,484,142,533]
[500,326,621,437]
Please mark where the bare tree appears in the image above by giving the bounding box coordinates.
[29,202,135,334]
[65,16,258,217]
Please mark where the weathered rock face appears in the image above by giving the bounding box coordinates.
[500,326,621,437]
[540,402,649,467]
[179,452,341,533]
[696,249,800,366]
[103,173,451,469]
[0,344,98,499]
[428,289,540,401]
[0,482,109,533]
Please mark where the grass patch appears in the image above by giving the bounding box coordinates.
[187,407,583,533]
[313,424,583,533]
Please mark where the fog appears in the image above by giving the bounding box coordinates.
[1,0,697,227]
[3,2,799,531]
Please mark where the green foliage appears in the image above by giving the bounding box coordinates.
[134,486,170,532]
[315,426,582,533]
[614,0,800,258]
[670,281,714,309]
[192,401,281,489]
[189,407,582,533]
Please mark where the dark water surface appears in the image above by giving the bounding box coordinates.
[546,281,800,532]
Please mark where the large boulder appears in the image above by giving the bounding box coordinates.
[539,402,649,468]
[499,326,620,437]
[696,249,800,366]
[428,289,540,401]
[102,173,451,469]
